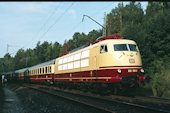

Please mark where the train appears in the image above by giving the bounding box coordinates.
[3,34,145,95]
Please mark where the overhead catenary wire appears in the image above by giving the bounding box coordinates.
[7,3,75,57]
[7,2,112,57]
[21,3,62,50]
[61,3,114,43]
[21,2,110,49]
[37,2,75,42]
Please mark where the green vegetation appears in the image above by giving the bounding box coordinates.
[0,2,169,97]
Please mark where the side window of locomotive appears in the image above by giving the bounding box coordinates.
[100,45,108,54]
[114,44,128,51]
[128,44,137,52]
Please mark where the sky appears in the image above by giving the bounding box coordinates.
[0,2,148,58]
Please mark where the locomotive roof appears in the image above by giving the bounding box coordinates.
[100,39,136,44]
[69,44,89,54]
[56,38,136,60]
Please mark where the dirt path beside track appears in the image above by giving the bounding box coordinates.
[2,83,95,113]
[2,84,26,113]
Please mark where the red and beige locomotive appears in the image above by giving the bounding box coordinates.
[5,34,145,94]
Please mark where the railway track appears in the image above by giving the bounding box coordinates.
[23,84,170,113]
[141,96,170,102]
[109,94,170,105]
[135,96,170,104]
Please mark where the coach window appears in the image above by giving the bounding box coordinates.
[42,68,44,74]
[100,45,108,54]
[45,67,47,73]
[49,66,51,73]
[40,68,41,74]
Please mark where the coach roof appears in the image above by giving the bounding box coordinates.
[28,59,56,70]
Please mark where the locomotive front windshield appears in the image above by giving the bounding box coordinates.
[128,44,137,51]
[114,44,137,51]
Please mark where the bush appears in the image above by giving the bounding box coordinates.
[149,60,170,97]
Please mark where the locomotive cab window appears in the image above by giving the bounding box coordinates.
[114,44,138,52]
[128,44,137,52]
[100,45,108,54]
[114,44,128,51]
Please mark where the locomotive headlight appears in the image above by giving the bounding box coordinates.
[128,69,132,72]
[133,69,138,72]
[140,69,144,73]
[118,69,121,73]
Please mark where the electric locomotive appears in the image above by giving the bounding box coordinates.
[53,34,145,94]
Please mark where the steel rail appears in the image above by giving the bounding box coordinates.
[110,94,170,105]
[138,96,170,102]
